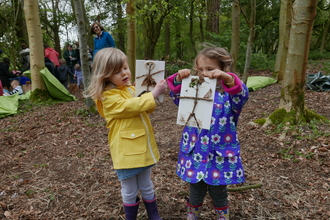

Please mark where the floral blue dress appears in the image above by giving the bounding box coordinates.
[167,73,249,186]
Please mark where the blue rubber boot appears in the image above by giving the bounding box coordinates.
[123,197,140,220]
[143,196,162,220]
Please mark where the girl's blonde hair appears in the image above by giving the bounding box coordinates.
[194,47,233,73]
[74,64,80,69]
[84,48,127,100]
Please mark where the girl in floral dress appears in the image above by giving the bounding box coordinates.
[166,47,249,220]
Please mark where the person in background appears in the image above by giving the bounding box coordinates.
[3,79,23,96]
[44,43,60,67]
[84,48,166,220]
[75,41,81,65]
[57,59,74,89]
[0,58,18,89]
[167,47,249,220]
[63,44,77,83]
[74,63,84,89]
[45,57,56,76]
[90,22,115,57]
[19,43,30,71]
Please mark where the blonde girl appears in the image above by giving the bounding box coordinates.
[84,48,166,220]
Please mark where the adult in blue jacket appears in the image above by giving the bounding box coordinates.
[90,22,116,57]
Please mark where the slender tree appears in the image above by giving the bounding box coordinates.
[264,0,322,126]
[189,0,197,54]
[73,0,93,108]
[230,0,240,72]
[23,0,46,91]
[242,0,256,84]
[206,0,220,35]
[136,0,173,59]
[126,0,136,80]
[274,0,292,83]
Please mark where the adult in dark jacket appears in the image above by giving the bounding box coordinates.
[63,44,77,83]
[0,58,17,89]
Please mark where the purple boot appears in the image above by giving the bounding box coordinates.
[123,197,140,220]
[143,196,162,220]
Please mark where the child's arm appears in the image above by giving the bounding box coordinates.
[166,69,191,93]
[203,69,242,95]
[67,67,74,76]
[166,69,191,106]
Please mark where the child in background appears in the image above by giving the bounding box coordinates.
[74,64,84,89]
[84,48,166,220]
[166,47,249,220]
[4,80,23,95]
[57,59,74,89]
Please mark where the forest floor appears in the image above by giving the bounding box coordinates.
[0,63,330,220]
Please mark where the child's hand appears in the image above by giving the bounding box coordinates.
[206,69,235,87]
[176,69,191,82]
[202,69,225,79]
[151,79,167,98]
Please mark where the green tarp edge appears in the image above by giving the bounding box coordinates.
[246,76,277,91]
[0,68,77,119]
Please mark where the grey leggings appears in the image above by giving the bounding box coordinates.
[189,180,228,208]
[120,168,155,204]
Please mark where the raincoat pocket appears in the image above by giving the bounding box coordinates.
[120,128,147,156]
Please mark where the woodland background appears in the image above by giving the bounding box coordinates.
[1,1,330,219]
[1,0,330,74]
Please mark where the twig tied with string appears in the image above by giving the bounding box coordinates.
[136,61,165,92]
[178,75,213,129]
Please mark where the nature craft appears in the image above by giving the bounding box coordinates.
[177,75,216,130]
[135,60,165,102]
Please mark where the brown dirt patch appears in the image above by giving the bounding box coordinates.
[1,69,330,220]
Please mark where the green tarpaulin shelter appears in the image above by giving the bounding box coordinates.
[246,76,277,91]
[0,68,77,119]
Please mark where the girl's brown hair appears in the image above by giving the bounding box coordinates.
[194,47,233,73]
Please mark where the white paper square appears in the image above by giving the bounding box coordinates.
[177,76,216,130]
[135,60,165,102]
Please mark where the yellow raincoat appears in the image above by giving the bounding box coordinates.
[96,86,160,169]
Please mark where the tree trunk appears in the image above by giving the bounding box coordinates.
[51,0,61,58]
[320,15,330,53]
[206,0,220,35]
[126,0,136,81]
[73,0,93,108]
[278,0,318,123]
[139,0,171,59]
[23,0,46,91]
[189,0,196,55]
[242,0,256,84]
[175,21,183,60]
[274,0,292,83]
[164,20,170,58]
[230,0,240,73]
[116,0,126,52]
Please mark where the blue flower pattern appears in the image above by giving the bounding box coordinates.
[171,83,249,185]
